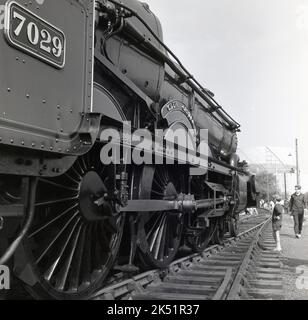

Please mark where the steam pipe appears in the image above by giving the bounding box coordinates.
[0,178,37,265]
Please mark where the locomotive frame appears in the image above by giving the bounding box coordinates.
[0,0,257,300]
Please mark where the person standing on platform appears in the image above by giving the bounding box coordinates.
[289,185,307,239]
[272,197,284,252]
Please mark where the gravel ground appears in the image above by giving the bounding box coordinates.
[279,213,308,300]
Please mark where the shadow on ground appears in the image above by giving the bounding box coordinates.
[282,257,308,268]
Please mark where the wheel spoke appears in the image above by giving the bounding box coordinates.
[80,157,88,173]
[148,224,160,253]
[161,168,169,185]
[153,215,167,260]
[149,214,165,253]
[76,160,86,175]
[65,172,80,184]
[137,166,184,269]
[29,204,78,238]
[155,169,167,187]
[80,224,93,286]
[23,150,124,298]
[55,222,83,291]
[35,196,78,207]
[146,213,163,241]
[67,223,87,292]
[158,217,168,260]
[165,218,171,251]
[36,211,80,264]
[71,166,83,180]
[44,217,81,282]
[38,178,79,192]
[147,213,163,245]
[153,178,163,189]
[151,190,165,197]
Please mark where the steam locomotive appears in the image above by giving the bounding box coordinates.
[0,0,257,299]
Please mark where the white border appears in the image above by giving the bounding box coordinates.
[90,1,95,112]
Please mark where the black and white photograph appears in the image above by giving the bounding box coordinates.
[0,0,308,305]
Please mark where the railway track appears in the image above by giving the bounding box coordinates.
[91,209,283,300]
[226,220,283,300]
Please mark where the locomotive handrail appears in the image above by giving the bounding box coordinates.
[103,0,241,131]
[120,21,235,130]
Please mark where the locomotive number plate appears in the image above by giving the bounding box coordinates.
[5,1,66,68]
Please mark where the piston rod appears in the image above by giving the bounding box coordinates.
[95,195,226,213]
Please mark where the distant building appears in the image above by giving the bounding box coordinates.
[248,163,296,197]
[239,146,297,196]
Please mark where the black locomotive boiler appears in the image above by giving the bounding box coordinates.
[0,0,257,299]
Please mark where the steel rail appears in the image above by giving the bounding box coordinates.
[226,216,283,300]
[226,217,272,299]
[91,210,270,300]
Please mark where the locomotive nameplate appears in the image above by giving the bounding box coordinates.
[4,1,66,68]
[0,0,95,176]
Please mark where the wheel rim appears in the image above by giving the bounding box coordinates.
[21,146,124,299]
[187,220,216,252]
[135,166,185,269]
[229,215,239,237]
[213,217,226,245]
[188,178,217,252]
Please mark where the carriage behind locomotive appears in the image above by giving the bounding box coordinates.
[0,0,257,299]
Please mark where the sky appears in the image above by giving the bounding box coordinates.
[145,0,308,190]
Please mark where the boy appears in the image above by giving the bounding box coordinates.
[272,197,284,252]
